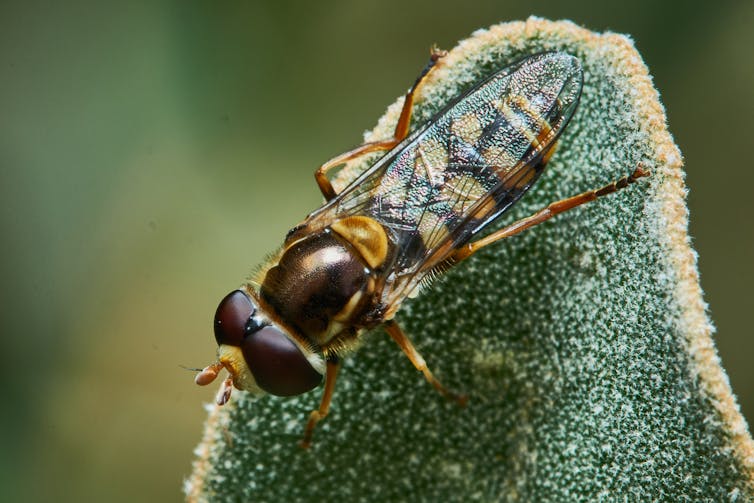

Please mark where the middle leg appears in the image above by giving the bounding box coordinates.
[384,320,467,406]
[315,47,447,200]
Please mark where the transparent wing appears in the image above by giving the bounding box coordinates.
[306,52,583,304]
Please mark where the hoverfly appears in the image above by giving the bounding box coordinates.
[195,50,648,447]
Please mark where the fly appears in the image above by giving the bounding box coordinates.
[194,49,649,447]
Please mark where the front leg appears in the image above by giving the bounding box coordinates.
[315,47,447,201]
[300,357,341,449]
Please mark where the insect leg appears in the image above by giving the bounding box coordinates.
[392,46,447,141]
[315,141,403,201]
[452,166,650,263]
[315,47,447,201]
[301,357,341,449]
[384,320,467,406]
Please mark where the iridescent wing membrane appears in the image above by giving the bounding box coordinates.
[308,52,583,304]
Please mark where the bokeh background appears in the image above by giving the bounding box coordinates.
[2,1,752,501]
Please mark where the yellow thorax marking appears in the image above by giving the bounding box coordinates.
[330,216,389,269]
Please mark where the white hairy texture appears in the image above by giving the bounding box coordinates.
[186,18,754,502]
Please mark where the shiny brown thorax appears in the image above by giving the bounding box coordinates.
[260,216,391,350]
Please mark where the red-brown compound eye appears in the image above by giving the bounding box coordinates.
[213,290,254,347]
[241,325,322,396]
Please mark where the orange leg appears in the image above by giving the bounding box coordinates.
[452,166,650,263]
[301,358,341,449]
[384,320,467,406]
[315,47,447,200]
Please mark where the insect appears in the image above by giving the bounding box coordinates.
[194,49,648,447]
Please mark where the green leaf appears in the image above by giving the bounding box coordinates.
[186,18,754,502]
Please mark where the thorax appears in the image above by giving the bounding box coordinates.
[260,216,391,348]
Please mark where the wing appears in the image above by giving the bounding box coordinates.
[306,52,583,305]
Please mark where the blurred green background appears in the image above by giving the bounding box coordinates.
[1,1,752,501]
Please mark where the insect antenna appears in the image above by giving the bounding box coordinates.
[187,361,226,386]
[179,364,205,372]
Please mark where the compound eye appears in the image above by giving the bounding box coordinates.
[213,290,254,347]
[241,325,322,396]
